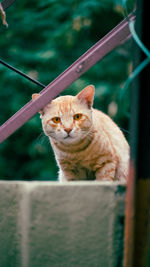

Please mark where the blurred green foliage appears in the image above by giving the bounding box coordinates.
[0,0,134,180]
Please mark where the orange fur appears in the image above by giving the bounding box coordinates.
[32,85,129,182]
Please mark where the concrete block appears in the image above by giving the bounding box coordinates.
[0,182,22,267]
[0,181,126,267]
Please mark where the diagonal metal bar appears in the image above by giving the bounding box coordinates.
[0,14,134,144]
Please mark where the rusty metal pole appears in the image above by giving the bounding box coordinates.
[124,0,150,266]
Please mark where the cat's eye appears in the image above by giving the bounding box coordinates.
[74,114,82,120]
[52,117,61,124]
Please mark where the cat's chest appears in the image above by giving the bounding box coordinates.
[60,158,96,180]
[59,154,97,173]
[73,166,95,180]
[57,141,105,171]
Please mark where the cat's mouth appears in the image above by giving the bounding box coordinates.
[64,134,72,139]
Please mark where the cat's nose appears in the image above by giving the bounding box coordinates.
[64,128,72,134]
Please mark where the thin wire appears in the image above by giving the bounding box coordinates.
[121,20,150,97]
[1,0,46,88]
[122,0,130,21]
[120,57,150,99]
[120,1,150,101]
[0,58,46,88]
[129,20,150,58]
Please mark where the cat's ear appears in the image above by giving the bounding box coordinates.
[77,85,95,108]
[32,93,44,116]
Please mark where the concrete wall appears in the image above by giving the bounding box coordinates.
[0,181,126,267]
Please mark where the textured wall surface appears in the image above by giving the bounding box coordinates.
[0,181,126,267]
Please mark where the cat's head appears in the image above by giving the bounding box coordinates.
[32,85,95,144]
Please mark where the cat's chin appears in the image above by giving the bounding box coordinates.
[60,134,82,145]
[64,136,72,140]
[63,136,78,144]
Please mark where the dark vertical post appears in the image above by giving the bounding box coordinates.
[124,0,150,266]
[135,0,150,265]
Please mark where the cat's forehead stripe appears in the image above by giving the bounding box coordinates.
[57,101,75,115]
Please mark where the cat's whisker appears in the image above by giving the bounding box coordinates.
[36,132,49,146]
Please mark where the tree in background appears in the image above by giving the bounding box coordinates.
[0,0,134,180]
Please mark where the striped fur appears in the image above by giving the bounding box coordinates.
[32,85,129,182]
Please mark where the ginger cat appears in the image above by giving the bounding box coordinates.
[32,85,129,182]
